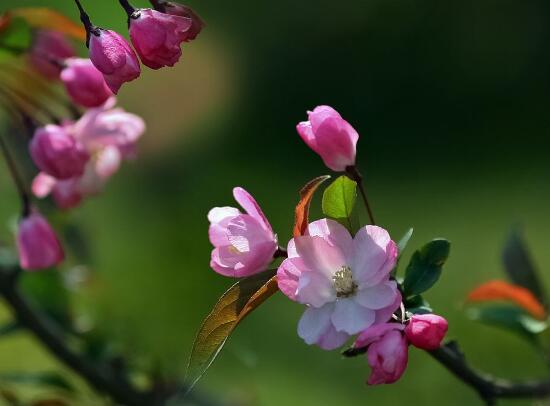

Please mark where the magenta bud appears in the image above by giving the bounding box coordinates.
[297,106,359,172]
[162,2,204,41]
[405,314,448,350]
[28,30,75,79]
[30,125,90,180]
[129,8,192,70]
[60,58,113,108]
[89,29,141,94]
[17,212,64,271]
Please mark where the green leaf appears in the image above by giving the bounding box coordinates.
[403,239,450,297]
[0,372,74,392]
[185,270,279,393]
[397,228,414,257]
[468,304,547,342]
[502,228,547,308]
[322,176,357,231]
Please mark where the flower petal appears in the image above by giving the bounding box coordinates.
[331,299,375,335]
[297,304,334,346]
[294,236,347,279]
[306,218,353,262]
[355,280,399,310]
[233,187,273,233]
[296,268,336,308]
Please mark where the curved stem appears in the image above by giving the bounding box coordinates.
[119,0,137,16]
[429,343,550,403]
[345,166,376,225]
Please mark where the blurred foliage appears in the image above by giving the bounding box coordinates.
[0,0,549,404]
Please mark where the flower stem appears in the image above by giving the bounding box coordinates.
[73,0,96,46]
[118,0,137,16]
[345,166,376,225]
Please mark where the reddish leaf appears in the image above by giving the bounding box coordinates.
[293,175,331,237]
[185,271,279,392]
[467,280,547,320]
[11,8,86,41]
[0,13,11,34]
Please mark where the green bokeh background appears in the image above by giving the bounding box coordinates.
[1,0,550,404]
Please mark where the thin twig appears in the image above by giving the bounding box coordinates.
[345,165,376,225]
[0,133,30,216]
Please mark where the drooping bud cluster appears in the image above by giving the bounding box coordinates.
[30,98,145,210]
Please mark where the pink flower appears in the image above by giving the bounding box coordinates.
[60,58,113,108]
[129,8,192,70]
[297,106,359,172]
[355,323,408,385]
[89,29,141,94]
[29,124,89,180]
[277,219,400,350]
[161,2,204,41]
[208,187,278,277]
[28,30,75,79]
[405,314,448,350]
[17,212,64,271]
[31,99,145,210]
[71,97,145,158]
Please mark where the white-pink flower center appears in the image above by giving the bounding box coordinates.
[332,266,357,298]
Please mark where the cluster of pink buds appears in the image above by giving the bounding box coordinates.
[78,0,204,93]
[207,105,449,386]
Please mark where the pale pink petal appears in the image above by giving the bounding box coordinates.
[294,236,347,279]
[207,207,240,224]
[317,323,349,350]
[296,121,318,152]
[374,289,402,324]
[277,257,302,300]
[352,226,398,287]
[233,187,273,233]
[355,323,405,348]
[355,280,399,310]
[306,219,353,262]
[32,173,56,198]
[308,105,342,133]
[297,304,334,346]
[94,145,121,178]
[296,269,336,308]
[331,299,375,335]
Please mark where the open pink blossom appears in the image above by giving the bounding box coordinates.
[89,29,141,94]
[17,212,64,271]
[28,30,75,79]
[60,58,113,108]
[161,2,204,41]
[208,187,278,277]
[129,8,192,69]
[297,106,358,172]
[405,314,448,350]
[277,219,400,350]
[30,124,89,180]
[355,323,408,385]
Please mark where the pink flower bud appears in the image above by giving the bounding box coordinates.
[208,187,278,277]
[297,106,359,172]
[355,323,408,385]
[30,125,90,180]
[161,2,204,41]
[17,213,64,271]
[129,9,192,70]
[89,29,141,94]
[405,314,448,350]
[60,58,113,108]
[32,173,82,210]
[28,30,75,79]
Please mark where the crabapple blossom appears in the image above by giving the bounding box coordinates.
[60,58,113,108]
[28,30,75,79]
[297,106,358,172]
[208,187,278,277]
[31,99,145,209]
[129,8,192,69]
[89,29,141,94]
[277,219,400,350]
[355,323,408,385]
[16,212,64,271]
[160,2,204,41]
[405,314,448,350]
[29,124,89,180]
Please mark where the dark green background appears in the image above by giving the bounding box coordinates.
[0,0,549,404]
